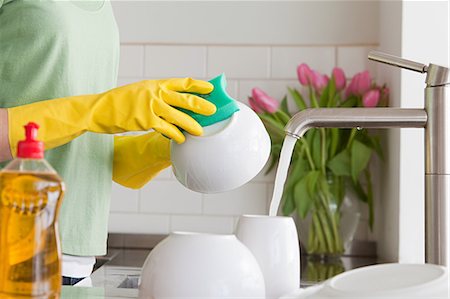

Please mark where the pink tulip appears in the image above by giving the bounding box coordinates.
[356,71,371,95]
[248,96,264,113]
[345,74,358,97]
[362,89,380,107]
[345,71,372,97]
[311,70,328,93]
[332,67,346,91]
[251,87,279,113]
[297,63,313,86]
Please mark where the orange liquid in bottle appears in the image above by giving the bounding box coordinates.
[0,171,64,299]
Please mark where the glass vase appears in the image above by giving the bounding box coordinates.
[296,191,360,284]
[296,192,361,259]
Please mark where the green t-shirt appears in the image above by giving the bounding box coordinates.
[0,0,120,256]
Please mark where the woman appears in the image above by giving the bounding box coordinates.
[0,0,215,285]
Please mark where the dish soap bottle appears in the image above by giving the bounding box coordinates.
[0,122,65,299]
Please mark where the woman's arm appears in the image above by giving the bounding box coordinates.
[113,132,171,189]
[0,108,12,162]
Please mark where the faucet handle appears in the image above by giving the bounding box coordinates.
[369,51,450,87]
[368,51,428,73]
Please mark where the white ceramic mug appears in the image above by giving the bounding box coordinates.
[138,232,266,299]
[236,215,300,299]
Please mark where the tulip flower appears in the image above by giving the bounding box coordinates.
[251,87,279,113]
[356,71,371,95]
[297,63,313,86]
[311,70,328,93]
[345,75,358,97]
[345,71,372,97]
[248,96,264,113]
[362,89,380,107]
[332,67,346,91]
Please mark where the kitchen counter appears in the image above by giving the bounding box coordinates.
[61,284,138,299]
[60,247,377,298]
[60,249,149,298]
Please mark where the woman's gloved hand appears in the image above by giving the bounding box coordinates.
[113,132,170,189]
[7,78,216,156]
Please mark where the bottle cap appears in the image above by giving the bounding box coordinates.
[17,122,44,159]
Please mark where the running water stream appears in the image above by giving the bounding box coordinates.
[268,136,298,216]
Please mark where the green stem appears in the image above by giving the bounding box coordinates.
[294,145,305,160]
[300,138,316,170]
[311,212,327,254]
[346,128,358,149]
[309,86,320,108]
[317,207,334,253]
[318,189,344,253]
[308,217,318,253]
[320,128,327,173]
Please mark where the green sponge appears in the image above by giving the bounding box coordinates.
[181,74,240,127]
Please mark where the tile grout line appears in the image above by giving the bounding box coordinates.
[137,189,142,213]
[335,46,339,67]
[204,46,209,78]
[120,42,380,48]
[141,44,146,77]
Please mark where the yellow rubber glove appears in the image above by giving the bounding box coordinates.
[7,78,216,156]
[113,132,170,189]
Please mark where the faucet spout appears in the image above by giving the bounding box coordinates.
[285,108,427,138]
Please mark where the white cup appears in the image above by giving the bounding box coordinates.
[236,215,300,299]
[170,101,271,193]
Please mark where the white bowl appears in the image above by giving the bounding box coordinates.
[138,232,266,299]
[171,101,271,193]
[280,263,449,298]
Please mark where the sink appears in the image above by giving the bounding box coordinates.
[117,275,140,289]
[92,257,110,272]
[78,264,142,289]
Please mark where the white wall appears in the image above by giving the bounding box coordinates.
[376,0,449,263]
[375,0,403,263]
[108,1,380,237]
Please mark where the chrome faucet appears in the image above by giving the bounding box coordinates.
[285,51,449,267]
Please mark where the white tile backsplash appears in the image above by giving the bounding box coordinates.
[145,45,206,79]
[251,161,276,183]
[110,182,139,213]
[224,79,239,100]
[271,47,335,78]
[139,180,202,214]
[207,46,270,79]
[119,45,145,77]
[116,77,144,88]
[111,2,379,45]
[156,167,172,180]
[337,46,378,78]
[170,215,235,234]
[238,79,300,109]
[203,183,268,216]
[108,213,170,234]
